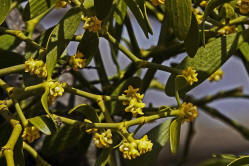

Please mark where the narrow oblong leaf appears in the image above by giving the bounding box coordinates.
[0,0,11,25]
[94,0,113,20]
[166,30,249,96]
[166,0,192,40]
[23,0,56,21]
[184,14,200,57]
[68,104,99,122]
[124,0,152,38]
[201,0,232,44]
[227,156,249,166]
[170,118,181,154]
[41,87,51,116]
[77,31,99,66]
[29,116,55,135]
[95,149,112,166]
[114,0,127,25]
[125,119,172,166]
[46,7,82,80]
[239,42,249,62]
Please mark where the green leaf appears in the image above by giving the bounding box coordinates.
[166,0,192,40]
[201,0,232,44]
[94,0,113,20]
[0,0,11,25]
[184,14,200,57]
[77,31,99,66]
[114,0,127,25]
[228,156,249,166]
[84,0,94,9]
[0,34,21,50]
[0,50,24,68]
[125,119,172,166]
[239,42,249,62]
[198,158,230,166]
[170,118,181,154]
[23,0,56,21]
[41,87,51,116]
[95,149,112,166]
[46,7,81,80]
[108,77,142,115]
[68,104,99,122]
[165,30,249,96]
[29,116,56,135]
[124,0,152,38]
[41,124,91,155]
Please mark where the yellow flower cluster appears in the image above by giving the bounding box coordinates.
[122,85,146,117]
[83,16,102,33]
[0,100,8,111]
[193,8,204,24]
[237,0,249,14]
[208,68,224,82]
[119,135,153,160]
[25,58,47,78]
[151,0,165,6]
[93,129,113,148]
[84,119,98,133]
[22,126,40,143]
[180,102,198,123]
[69,52,86,71]
[200,0,208,7]
[218,25,237,35]
[48,81,67,104]
[55,0,69,9]
[181,67,198,85]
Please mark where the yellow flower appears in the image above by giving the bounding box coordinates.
[0,100,8,111]
[180,102,198,123]
[119,135,153,159]
[237,0,249,14]
[48,82,67,104]
[83,16,102,33]
[151,0,165,6]
[200,0,208,7]
[136,135,153,154]
[119,141,140,159]
[25,58,47,78]
[69,52,86,71]
[122,85,146,117]
[208,68,224,82]
[84,119,98,134]
[193,8,204,24]
[218,25,237,35]
[22,126,40,143]
[181,67,198,85]
[55,0,69,9]
[93,129,113,148]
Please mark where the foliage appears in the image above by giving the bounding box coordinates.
[0,0,249,165]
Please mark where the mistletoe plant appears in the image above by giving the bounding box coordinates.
[0,0,249,165]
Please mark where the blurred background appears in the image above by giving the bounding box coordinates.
[4,3,249,165]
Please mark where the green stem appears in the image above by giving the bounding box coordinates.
[23,142,51,166]
[97,97,113,122]
[0,27,45,53]
[105,32,141,62]
[2,121,22,166]
[0,64,25,77]
[199,105,249,140]
[106,32,181,74]
[13,99,28,127]
[138,61,181,74]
